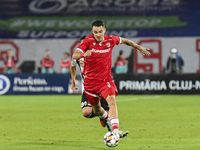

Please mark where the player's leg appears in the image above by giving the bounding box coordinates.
[91,101,105,117]
[104,89,119,129]
[100,97,109,112]
[84,91,112,130]
[41,67,47,74]
[81,92,97,118]
[101,82,129,138]
[48,68,54,74]
[91,101,112,131]
[105,94,118,119]
[6,68,13,74]
[100,97,112,131]
[82,92,112,130]
[106,94,129,138]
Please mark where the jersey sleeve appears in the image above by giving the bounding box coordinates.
[77,38,89,53]
[112,36,121,45]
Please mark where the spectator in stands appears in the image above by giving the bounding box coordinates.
[4,49,18,74]
[60,52,71,74]
[114,50,128,74]
[40,49,54,74]
[166,48,184,73]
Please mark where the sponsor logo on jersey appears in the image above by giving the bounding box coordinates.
[91,48,111,53]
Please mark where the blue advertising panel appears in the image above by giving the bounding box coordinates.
[0,74,70,95]
[0,0,200,38]
[114,73,200,94]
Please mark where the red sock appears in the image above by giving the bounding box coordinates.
[110,117,119,130]
[99,110,109,119]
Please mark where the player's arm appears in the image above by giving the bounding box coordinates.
[72,49,92,60]
[14,57,18,73]
[14,64,18,73]
[121,38,151,56]
[70,59,78,92]
[122,57,128,64]
[4,66,7,73]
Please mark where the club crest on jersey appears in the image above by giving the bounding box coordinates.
[93,43,96,46]
[106,42,110,47]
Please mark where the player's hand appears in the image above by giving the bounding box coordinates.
[84,50,92,57]
[138,47,151,56]
[79,59,84,67]
[71,83,78,92]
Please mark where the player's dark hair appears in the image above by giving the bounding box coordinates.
[80,35,87,41]
[92,20,105,28]
[64,52,69,56]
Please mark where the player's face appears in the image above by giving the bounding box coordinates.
[92,26,106,43]
[64,54,68,59]
[45,51,50,57]
[7,50,13,57]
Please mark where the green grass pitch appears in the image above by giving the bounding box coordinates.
[1,95,200,150]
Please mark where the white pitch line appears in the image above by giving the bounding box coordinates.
[116,95,161,102]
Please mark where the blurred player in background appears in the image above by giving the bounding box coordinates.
[114,50,128,74]
[72,20,151,139]
[4,49,18,74]
[60,52,71,74]
[71,35,111,131]
[166,48,184,73]
[40,49,54,74]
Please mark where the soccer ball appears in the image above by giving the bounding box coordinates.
[104,131,120,147]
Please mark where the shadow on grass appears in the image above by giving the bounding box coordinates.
[16,139,110,150]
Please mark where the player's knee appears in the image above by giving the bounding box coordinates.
[82,111,91,117]
[106,97,116,107]
[82,107,92,117]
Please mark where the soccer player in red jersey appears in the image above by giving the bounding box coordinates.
[71,36,111,131]
[4,49,18,74]
[72,20,151,138]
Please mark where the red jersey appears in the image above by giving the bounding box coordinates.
[77,35,121,82]
[60,58,71,69]
[4,57,17,68]
[116,57,126,66]
[42,57,54,68]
